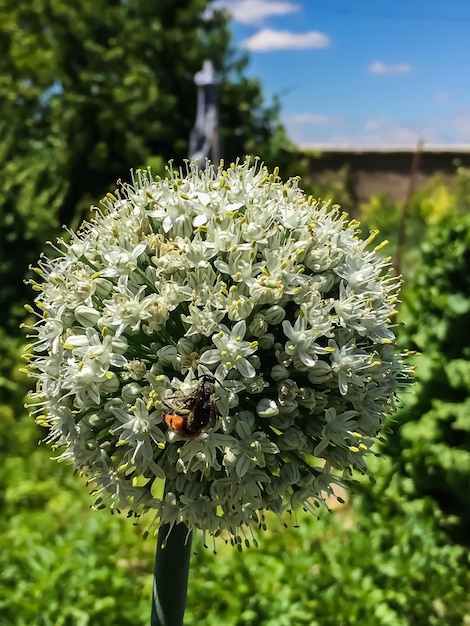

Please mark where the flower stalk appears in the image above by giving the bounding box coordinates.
[151,520,192,626]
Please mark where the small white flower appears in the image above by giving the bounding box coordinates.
[225,285,255,321]
[313,407,359,456]
[199,321,258,380]
[282,308,328,367]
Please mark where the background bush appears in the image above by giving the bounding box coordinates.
[2,413,469,625]
[385,208,470,544]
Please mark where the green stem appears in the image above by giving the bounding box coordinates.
[150,521,193,626]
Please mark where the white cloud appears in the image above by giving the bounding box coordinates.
[241,28,330,51]
[434,92,450,103]
[368,61,412,75]
[287,110,470,149]
[363,118,381,132]
[216,0,301,25]
[285,112,339,126]
[290,115,422,149]
[362,117,422,145]
[284,113,342,145]
[453,110,470,136]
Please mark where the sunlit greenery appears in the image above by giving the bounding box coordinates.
[2,410,470,626]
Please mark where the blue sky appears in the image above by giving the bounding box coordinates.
[216,0,470,148]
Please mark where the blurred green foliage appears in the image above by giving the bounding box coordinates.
[355,166,470,540]
[0,413,153,625]
[2,410,469,625]
[0,0,291,330]
[385,209,470,543]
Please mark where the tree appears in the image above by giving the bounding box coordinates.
[0,0,290,327]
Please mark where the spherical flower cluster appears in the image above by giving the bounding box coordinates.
[25,158,407,544]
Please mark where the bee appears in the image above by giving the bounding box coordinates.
[163,375,219,439]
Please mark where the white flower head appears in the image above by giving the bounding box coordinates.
[26,158,409,546]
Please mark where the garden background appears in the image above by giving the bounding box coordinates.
[1,1,469,624]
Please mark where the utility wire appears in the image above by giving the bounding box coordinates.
[316,8,470,22]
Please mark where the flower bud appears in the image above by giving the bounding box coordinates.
[256,398,279,418]
[271,364,290,382]
[236,410,256,430]
[75,305,101,327]
[101,372,120,393]
[308,360,332,384]
[248,314,268,337]
[157,345,178,366]
[258,332,275,350]
[278,398,298,414]
[263,305,286,325]
[280,462,301,484]
[277,427,307,451]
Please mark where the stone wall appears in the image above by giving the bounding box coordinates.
[302,148,470,203]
